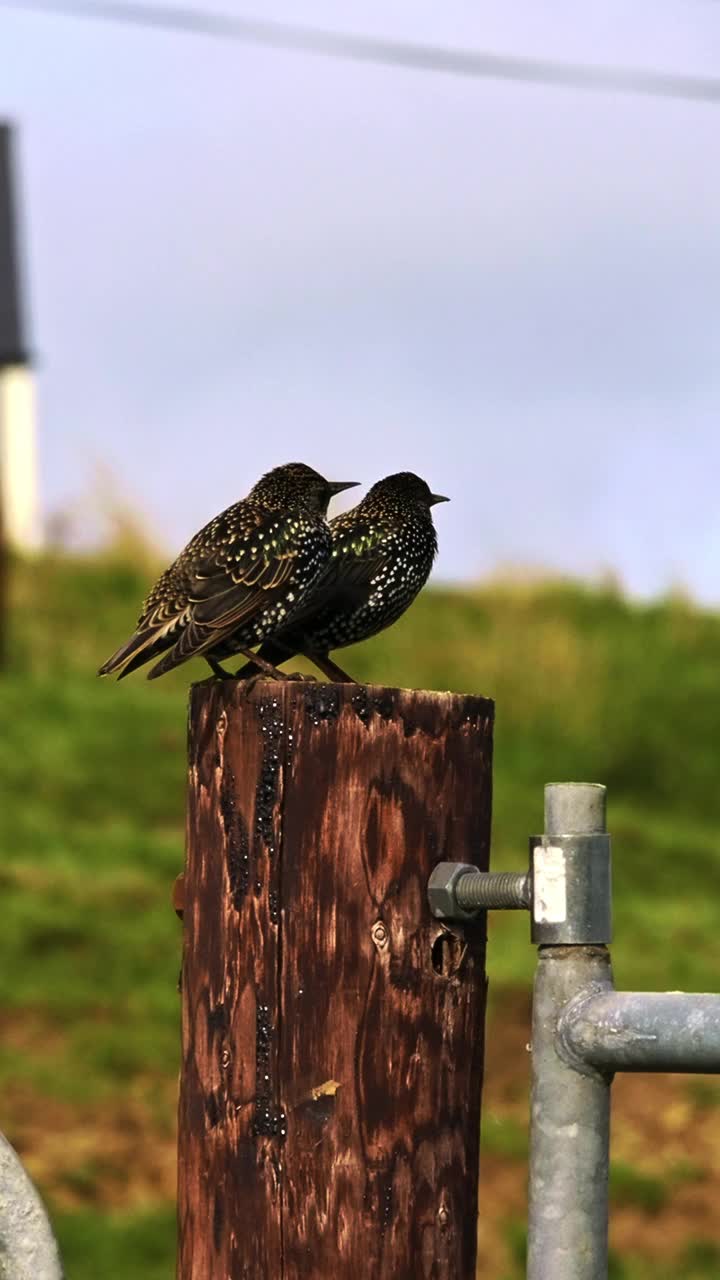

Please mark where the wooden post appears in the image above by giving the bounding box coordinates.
[177,680,493,1280]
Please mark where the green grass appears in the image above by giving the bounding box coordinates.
[609,1162,669,1214]
[685,1079,720,1110]
[501,1221,720,1280]
[483,1121,691,1219]
[481,1113,529,1161]
[53,1205,176,1280]
[3,553,720,1276]
[610,1242,720,1280]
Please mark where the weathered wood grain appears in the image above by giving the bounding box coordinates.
[177,680,493,1280]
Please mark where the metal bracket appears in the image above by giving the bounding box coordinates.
[427,782,611,946]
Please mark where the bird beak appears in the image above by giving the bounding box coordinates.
[328,480,360,495]
[429,493,450,505]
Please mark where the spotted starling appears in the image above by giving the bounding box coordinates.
[235,472,448,683]
[98,463,358,681]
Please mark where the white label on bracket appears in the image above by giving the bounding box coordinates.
[533,845,567,923]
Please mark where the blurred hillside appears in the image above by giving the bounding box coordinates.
[1,552,719,1279]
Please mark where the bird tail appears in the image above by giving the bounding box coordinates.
[98,627,174,681]
[145,618,224,680]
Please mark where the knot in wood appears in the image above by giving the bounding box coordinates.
[371,919,390,951]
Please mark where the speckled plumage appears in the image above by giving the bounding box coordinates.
[98,463,357,681]
[237,472,448,681]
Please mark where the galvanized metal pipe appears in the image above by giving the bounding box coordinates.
[429,777,720,1279]
[560,990,720,1074]
[544,782,606,841]
[527,784,612,1280]
[0,1132,63,1280]
[530,784,612,947]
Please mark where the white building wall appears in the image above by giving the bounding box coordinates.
[0,364,41,550]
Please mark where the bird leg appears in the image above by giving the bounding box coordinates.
[303,651,357,683]
[235,647,318,682]
[206,650,288,682]
[235,647,290,681]
[205,656,235,679]
[233,646,318,683]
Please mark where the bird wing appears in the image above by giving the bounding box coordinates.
[236,518,395,675]
[146,508,323,678]
[285,517,393,626]
[99,505,323,680]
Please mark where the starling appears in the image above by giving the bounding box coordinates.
[236,471,448,683]
[98,463,358,681]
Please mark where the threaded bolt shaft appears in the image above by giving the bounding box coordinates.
[455,870,531,911]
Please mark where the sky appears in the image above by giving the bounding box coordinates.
[1,0,720,598]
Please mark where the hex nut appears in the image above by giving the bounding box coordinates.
[427,862,480,920]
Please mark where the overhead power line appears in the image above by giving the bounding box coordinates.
[2,0,720,106]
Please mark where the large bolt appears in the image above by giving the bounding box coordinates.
[428,863,531,919]
[428,863,480,920]
[457,870,530,911]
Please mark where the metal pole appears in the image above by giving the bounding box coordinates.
[560,990,720,1074]
[527,784,612,1280]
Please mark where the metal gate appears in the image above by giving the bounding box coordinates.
[430,780,720,1280]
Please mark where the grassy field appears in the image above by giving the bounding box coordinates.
[1,551,720,1278]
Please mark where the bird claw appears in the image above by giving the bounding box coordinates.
[234,670,318,686]
[235,673,276,694]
